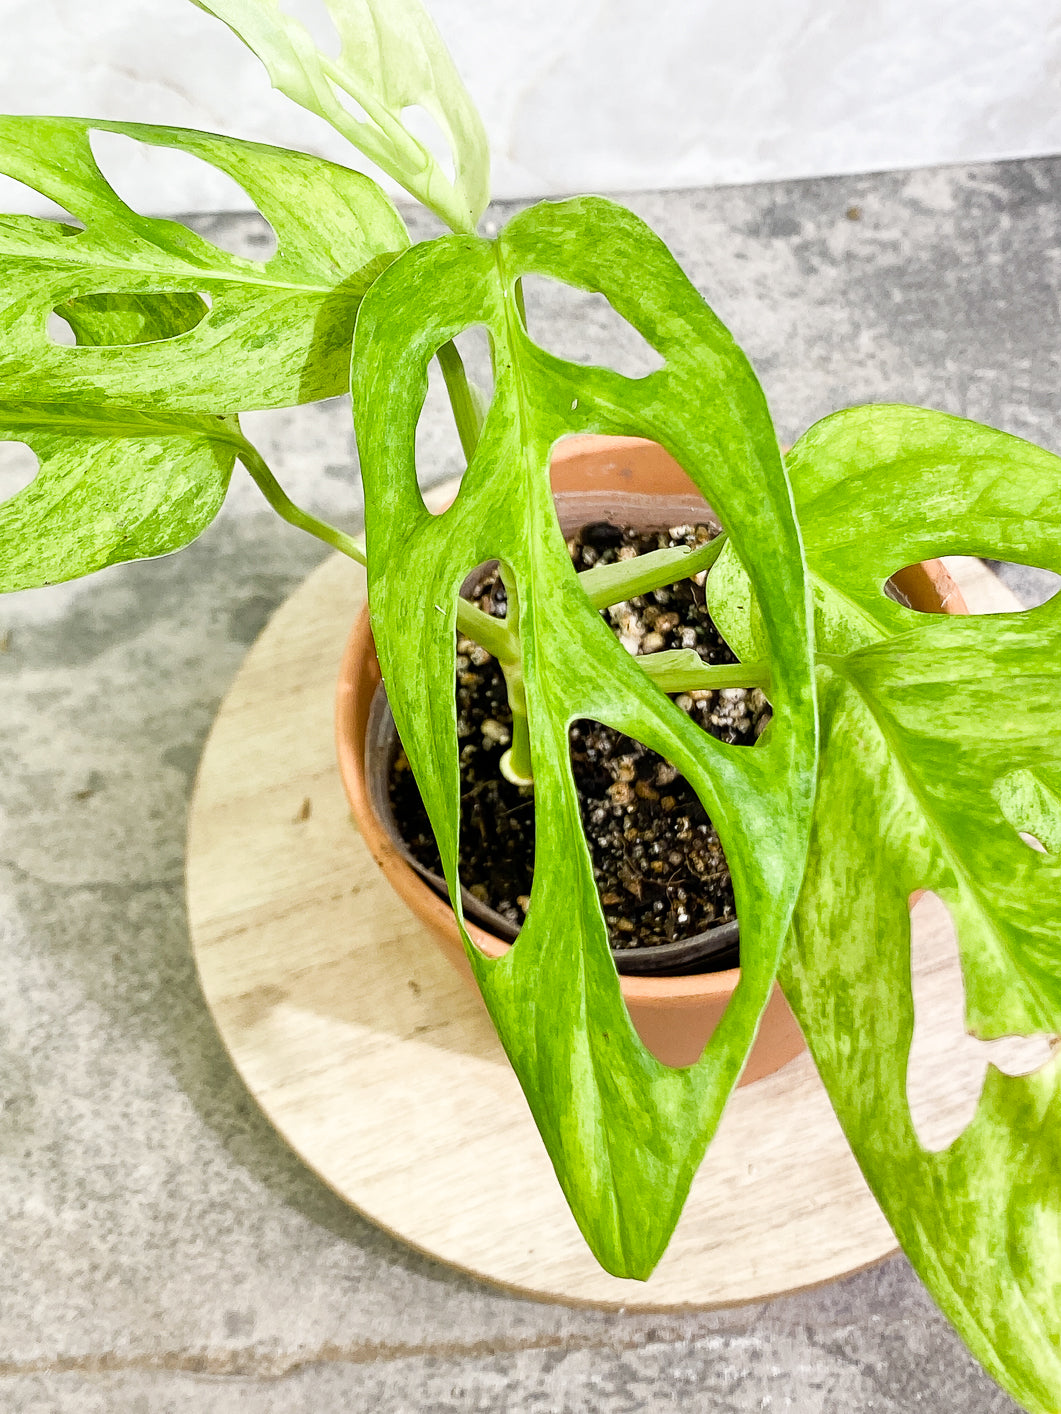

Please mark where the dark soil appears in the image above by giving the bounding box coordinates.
[388,521,770,952]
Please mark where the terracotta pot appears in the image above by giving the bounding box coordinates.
[335,436,966,1077]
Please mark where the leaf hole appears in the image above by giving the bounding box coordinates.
[46,311,77,347]
[286,0,342,57]
[401,105,457,187]
[87,130,278,260]
[0,174,84,227]
[380,566,531,943]
[326,84,376,131]
[415,326,494,503]
[558,507,770,747]
[570,719,739,976]
[994,767,1061,855]
[453,559,532,942]
[0,440,40,504]
[47,292,212,348]
[519,275,666,380]
[890,557,1059,614]
[907,890,1058,1152]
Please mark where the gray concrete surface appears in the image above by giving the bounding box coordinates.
[3,158,1060,1412]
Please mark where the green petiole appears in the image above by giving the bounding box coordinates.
[242,437,519,662]
[436,339,485,461]
[238,442,369,567]
[580,531,729,610]
[636,648,770,694]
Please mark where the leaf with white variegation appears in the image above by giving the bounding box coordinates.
[190,0,489,233]
[1,290,244,591]
[353,196,817,1277]
[760,406,1061,1414]
[0,118,408,413]
[0,404,243,591]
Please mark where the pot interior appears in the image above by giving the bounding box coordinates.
[366,683,741,976]
[366,487,749,979]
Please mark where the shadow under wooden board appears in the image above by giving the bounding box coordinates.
[185,549,1032,1308]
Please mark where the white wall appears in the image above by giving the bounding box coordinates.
[1,0,1059,217]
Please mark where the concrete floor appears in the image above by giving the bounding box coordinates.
[3,158,1060,1411]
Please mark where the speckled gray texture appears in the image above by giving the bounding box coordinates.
[3,157,1059,1412]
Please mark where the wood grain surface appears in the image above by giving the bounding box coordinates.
[185,550,1026,1308]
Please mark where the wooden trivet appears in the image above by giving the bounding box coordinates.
[185,551,1026,1308]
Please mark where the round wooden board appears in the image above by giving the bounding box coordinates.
[186,550,1026,1309]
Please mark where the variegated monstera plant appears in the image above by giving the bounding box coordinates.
[1,2,1060,1408]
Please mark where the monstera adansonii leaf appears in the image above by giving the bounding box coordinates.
[190,0,490,235]
[722,406,1061,1413]
[352,196,818,1277]
[0,285,251,590]
[0,117,408,412]
[0,402,245,591]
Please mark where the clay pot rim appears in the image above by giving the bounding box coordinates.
[335,434,967,1006]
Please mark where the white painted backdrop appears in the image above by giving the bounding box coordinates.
[1,0,1059,216]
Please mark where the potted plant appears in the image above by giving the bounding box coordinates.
[336,431,830,1079]
[1,1,1059,1409]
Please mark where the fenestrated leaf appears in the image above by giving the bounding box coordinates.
[0,401,242,590]
[770,405,1061,1413]
[190,0,489,234]
[0,281,245,591]
[0,117,408,412]
[353,196,817,1277]
[60,290,211,346]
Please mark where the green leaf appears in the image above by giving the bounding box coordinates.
[774,405,1061,1413]
[0,117,408,412]
[0,403,241,591]
[60,290,211,347]
[996,767,1061,857]
[0,279,246,591]
[353,196,817,1277]
[190,0,490,233]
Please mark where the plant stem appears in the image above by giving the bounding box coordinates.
[457,598,519,663]
[436,340,483,461]
[580,531,728,610]
[238,442,368,566]
[239,439,518,661]
[636,648,771,694]
[499,662,532,783]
